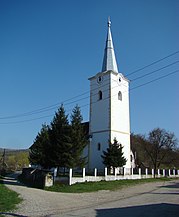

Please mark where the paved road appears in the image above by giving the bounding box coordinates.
[2,175,179,217]
[59,180,179,217]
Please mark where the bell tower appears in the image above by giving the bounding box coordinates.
[88,18,131,172]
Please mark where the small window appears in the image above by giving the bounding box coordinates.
[118,91,122,101]
[97,143,101,151]
[98,91,102,100]
[130,155,133,162]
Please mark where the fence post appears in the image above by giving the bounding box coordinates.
[131,167,134,176]
[69,168,72,185]
[124,167,126,176]
[163,169,165,177]
[115,168,117,180]
[94,168,97,178]
[139,168,141,178]
[105,167,108,181]
[145,168,148,177]
[158,169,160,177]
[152,169,154,178]
[83,168,86,182]
[169,169,171,176]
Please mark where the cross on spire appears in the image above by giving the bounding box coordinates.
[108,16,111,27]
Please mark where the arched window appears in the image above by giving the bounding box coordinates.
[130,155,133,162]
[97,143,101,151]
[118,91,122,101]
[98,91,102,100]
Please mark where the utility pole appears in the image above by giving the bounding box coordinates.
[2,149,5,170]
[0,149,6,175]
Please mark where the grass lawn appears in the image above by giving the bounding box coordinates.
[45,177,174,193]
[0,178,22,215]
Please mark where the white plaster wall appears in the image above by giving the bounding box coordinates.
[111,131,131,168]
[89,72,111,171]
[90,132,109,170]
[90,72,110,133]
[89,70,131,171]
[110,72,130,133]
[110,72,131,169]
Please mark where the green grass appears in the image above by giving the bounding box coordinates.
[0,178,22,215]
[45,177,174,193]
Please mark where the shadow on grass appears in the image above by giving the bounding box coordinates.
[1,176,25,187]
[0,213,27,217]
[96,203,179,217]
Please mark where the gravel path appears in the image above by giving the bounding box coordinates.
[2,174,179,217]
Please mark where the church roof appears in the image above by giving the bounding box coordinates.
[101,17,118,73]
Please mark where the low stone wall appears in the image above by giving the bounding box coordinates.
[69,168,179,185]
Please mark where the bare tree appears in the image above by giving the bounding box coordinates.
[144,128,178,177]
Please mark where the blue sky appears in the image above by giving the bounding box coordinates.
[0,0,178,149]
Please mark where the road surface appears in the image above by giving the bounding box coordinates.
[2,175,179,217]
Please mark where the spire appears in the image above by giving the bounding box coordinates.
[102,17,118,73]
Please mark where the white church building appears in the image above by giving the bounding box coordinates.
[86,19,133,174]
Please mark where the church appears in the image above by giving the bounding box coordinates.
[85,18,133,174]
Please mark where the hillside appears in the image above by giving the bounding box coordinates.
[0,148,29,172]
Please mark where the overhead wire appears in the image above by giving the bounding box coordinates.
[0,68,178,123]
[130,69,179,91]
[0,50,179,123]
[0,91,90,120]
[0,69,178,125]
[126,50,179,77]
[131,61,179,82]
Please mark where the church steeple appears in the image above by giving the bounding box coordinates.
[88,18,131,172]
[102,17,118,73]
